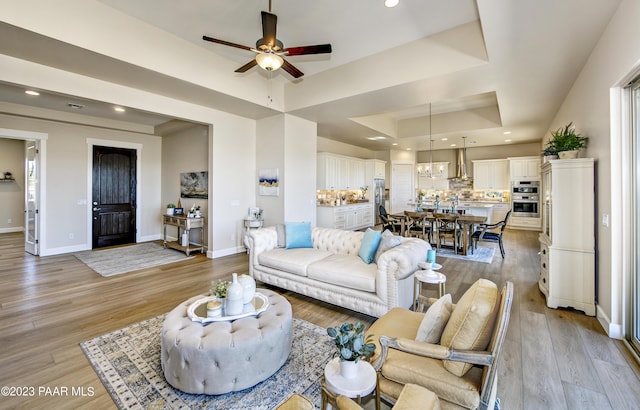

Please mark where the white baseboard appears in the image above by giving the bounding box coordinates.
[597,304,623,339]
[40,244,91,256]
[208,246,245,259]
[139,234,162,242]
[0,227,24,234]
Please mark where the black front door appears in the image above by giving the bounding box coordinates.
[92,146,136,248]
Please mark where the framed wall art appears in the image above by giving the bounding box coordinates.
[180,171,208,199]
[259,168,279,196]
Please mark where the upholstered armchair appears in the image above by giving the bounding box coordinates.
[369,279,514,410]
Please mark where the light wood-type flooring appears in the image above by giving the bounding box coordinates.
[1,230,639,409]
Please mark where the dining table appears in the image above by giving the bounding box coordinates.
[391,211,487,256]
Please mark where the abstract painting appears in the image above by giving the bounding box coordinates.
[259,168,279,196]
[180,171,208,199]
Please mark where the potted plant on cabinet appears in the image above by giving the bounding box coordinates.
[327,322,376,379]
[166,203,176,216]
[547,122,588,159]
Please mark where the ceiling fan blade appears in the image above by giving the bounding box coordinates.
[202,35,252,51]
[234,59,258,73]
[281,59,304,78]
[261,11,278,49]
[284,44,332,56]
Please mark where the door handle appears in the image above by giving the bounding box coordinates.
[93,207,101,211]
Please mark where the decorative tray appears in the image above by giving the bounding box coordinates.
[418,262,442,271]
[187,293,269,324]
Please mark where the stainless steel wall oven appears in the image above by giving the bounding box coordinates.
[512,181,540,217]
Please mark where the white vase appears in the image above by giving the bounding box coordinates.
[225,273,244,316]
[238,274,256,304]
[340,360,359,379]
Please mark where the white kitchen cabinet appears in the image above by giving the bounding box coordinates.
[317,203,373,230]
[538,158,595,316]
[509,156,541,180]
[366,159,386,179]
[317,153,365,190]
[490,203,510,225]
[472,160,509,190]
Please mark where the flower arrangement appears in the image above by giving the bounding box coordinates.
[359,185,368,198]
[211,279,231,298]
[327,322,376,362]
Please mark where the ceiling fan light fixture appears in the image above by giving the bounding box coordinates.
[256,53,284,71]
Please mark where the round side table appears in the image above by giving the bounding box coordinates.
[413,265,446,311]
[321,357,379,410]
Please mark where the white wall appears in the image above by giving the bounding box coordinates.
[0,139,25,233]
[547,0,640,337]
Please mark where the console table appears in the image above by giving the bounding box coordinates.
[162,215,205,256]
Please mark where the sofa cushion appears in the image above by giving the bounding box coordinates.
[440,279,499,377]
[358,228,381,264]
[415,294,452,344]
[307,254,377,292]
[285,222,313,249]
[374,229,402,263]
[258,248,333,277]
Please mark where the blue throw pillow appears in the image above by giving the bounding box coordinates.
[358,228,382,264]
[285,222,313,249]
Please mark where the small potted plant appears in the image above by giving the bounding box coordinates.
[541,144,558,162]
[327,322,376,379]
[211,279,231,300]
[166,203,176,216]
[547,122,588,159]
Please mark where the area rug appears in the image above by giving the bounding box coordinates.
[80,315,335,409]
[74,242,194,277]
[436,246,495,264]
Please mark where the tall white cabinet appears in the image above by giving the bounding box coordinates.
[538,158,595,316]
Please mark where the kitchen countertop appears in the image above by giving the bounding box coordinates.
[317,202,372,208]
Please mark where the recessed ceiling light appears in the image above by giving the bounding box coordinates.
[67,103,84,109]
[406,148,412,151]
[367,136,386,140]
[450,144,457,147]
[385,0,399,7]
[25,90,40,96]
[503,131,511,135]
[505,139,512,142]
[392,143,398,146]
[469,140,478,144]
[441,138,448,141]
[114,107,126,113]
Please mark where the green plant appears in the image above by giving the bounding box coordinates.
[327,322,376,362]
[211,279,231,298]
[546,122,588,153]
[166,203,176,208]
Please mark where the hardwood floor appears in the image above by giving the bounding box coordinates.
[0,230,639,409]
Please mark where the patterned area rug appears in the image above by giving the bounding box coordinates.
[80,315,334,409]
[74,242,194,277]
[435,246,495,263]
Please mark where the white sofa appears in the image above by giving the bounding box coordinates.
[244,226,430,317]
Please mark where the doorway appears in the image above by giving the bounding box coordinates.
[92,145,137,248]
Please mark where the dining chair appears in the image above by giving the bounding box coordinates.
[379,205,403,234]
[471,210,512,258]
[434,213,460,253]
[404,211,432,243]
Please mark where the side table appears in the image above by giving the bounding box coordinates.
[413,263,446,311]
[321,358,379,410]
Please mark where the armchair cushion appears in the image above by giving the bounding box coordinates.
[440,279,499,377]
[416,294,452,344]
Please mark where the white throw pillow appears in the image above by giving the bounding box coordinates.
[415,294,453,344]
[374,229,402,263]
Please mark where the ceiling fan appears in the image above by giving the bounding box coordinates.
[202,3,332,78]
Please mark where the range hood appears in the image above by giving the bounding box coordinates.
[453,148,470,180]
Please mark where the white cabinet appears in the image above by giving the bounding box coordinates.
[317,204,374,230]
[509,156,541,180]
[490,203,510,225]
[538,158,595,316]
[366,159,386,179]
[472,160,509,190]
[317,153,365,190]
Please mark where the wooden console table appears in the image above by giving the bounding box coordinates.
[162,215,205,256]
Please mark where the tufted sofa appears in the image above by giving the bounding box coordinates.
[244,226,430,317]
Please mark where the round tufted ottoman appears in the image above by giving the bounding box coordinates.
[161,288,292,395]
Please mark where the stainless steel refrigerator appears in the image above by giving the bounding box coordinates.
[374,178,385,224]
